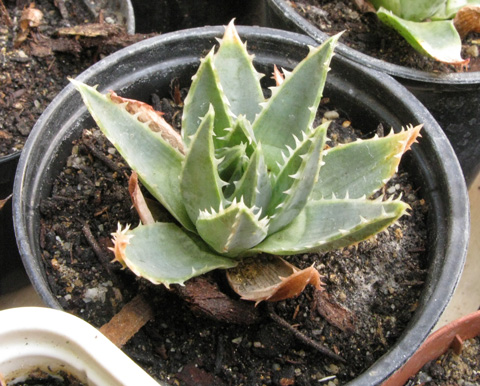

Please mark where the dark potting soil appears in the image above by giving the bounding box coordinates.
[0,0,153,157]
[7,368,86,386]
[292,0,480,73]
[406,336,480,386]
[38,89,429,385]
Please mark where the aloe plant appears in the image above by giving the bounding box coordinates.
[370,0,480,64]
[72,21,421,303]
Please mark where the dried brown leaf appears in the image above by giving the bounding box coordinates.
[19,4,43,31]
[454,5,480,38]
[272,64,284,86]
[313,290,356,333]
[128,172,155,225]
[0,194,12,210]
[353,0,376,14]
[227,255,323,304]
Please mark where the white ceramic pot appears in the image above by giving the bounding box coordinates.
[0,307,160,386]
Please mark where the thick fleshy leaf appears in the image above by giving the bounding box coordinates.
[312,125,422,200]
[71,80,195,231]
[433,0,480,20]
[214,20,264,123]
[267,123,328,234]
[196,200,269,257]
[254,198,409,255]
[181,50,232,147]
[229,144,272,217]
[371,0,445,21]
[222,116,257,152]
[181,106,225,223]
[252,34,339,172]
[216,142,248,182]
[377,7,468,64]
[226,255,323,304]
[109,91,184,154]
[111,223,237,287]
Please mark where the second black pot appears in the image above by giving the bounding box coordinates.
[262,0,480,186]
[13,25,469,385]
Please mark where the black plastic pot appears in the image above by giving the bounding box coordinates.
[13,26,469,385]
[0,152,29,294]
[262,0,480,186]
[130,0,262,34]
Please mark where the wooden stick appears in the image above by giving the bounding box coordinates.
[100,295,154,348]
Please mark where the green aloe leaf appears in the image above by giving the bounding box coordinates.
[71,80,195,231]
[181,106,225,223]
[182,50,233,148]
[377,7,467,64]
[433,0,480,20]
[371,0,445,21]
[214,20,264,123]
[223,116,257,152]
[216,142,248,182]
[252,34,340,173]
[115,222,237,287]
[229,144,272,217]
[312,125,422,200]
[267,123,328,234]
[254,198,409,255]
[196,200,269,257]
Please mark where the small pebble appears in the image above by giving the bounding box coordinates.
[466,45,479,58]
[324,110,340,120]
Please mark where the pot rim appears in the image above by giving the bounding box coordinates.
[12,25,470,386]
[266,0,480,85]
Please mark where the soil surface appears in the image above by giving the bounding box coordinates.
[407,336,480,386]
[38,87,429,385]
[7,368,86,386]
[0,0,152,157]
[292,0,480,73]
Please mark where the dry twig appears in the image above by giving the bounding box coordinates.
[267,303,345,363]
[100,295,154,347]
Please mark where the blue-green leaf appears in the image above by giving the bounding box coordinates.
[254,198,409,255]
[71,80,195,231]
[181,106,225,223]
[214,20,264,123]
[377,7,467,64]
[114,223,236,287]
[252,34,339,172]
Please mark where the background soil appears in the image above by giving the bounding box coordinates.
[0,0,152,157]
[38,89,429,385]
[293,0,480,73]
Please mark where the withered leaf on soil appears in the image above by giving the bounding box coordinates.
[313,289,356,333]
[454,5,480,38]
[227,255,323,304]
[14,3,43,47]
